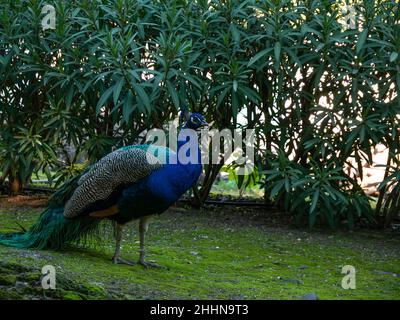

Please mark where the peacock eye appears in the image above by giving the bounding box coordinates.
[191,117,200,124]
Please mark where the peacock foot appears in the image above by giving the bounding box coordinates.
[138,259,165,269]
[112,256,136,266]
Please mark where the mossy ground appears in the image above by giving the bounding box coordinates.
[0,203,399,300]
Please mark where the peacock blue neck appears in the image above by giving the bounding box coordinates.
[176,129,202,165]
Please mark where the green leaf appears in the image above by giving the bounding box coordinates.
[166,80,180,109]
[232,80,238,92]
[274,42,281,72]
[113,78,125,106]
[356,29,368,54]
[122,92,134,123]
[96,86,114,114]
[248,48,273,67]
[231,90,238,118]
[65,86,74,109]
[270,180,285,198]
[309,210,317,229]
[300,25,321,37]
[390,52,398,62]
[131,83,150,113]
[310,189,320,214]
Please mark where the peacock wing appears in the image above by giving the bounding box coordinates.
[63,146,163,218]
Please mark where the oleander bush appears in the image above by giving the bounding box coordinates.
[0,0,399,228]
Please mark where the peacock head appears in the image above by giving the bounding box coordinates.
[180,109,208,130]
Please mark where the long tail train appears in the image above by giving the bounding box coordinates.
[0,207,100,249]
[0,169,100,250]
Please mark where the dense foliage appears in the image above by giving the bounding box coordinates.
[0,0,399,228]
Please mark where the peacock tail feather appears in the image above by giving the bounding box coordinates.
[0,169,101,250]
[0,207,101,249]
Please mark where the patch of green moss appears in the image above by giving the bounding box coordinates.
[0,274,17,286]
[60,291,83,300]
[0,255,110,300]
[0,206,399,300]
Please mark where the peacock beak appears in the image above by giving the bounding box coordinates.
[200,119,209,128]
[204,120,214,128]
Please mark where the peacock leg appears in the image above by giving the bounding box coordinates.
[112,223,136,266]
[138,215,163,268]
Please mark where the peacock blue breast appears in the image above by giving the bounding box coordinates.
[113,146,202,224]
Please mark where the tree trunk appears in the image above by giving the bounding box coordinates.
[9,175,21,196]
[375,142,393,219]
[191,161,224,207]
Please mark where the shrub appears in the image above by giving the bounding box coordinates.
[0,0,398,227]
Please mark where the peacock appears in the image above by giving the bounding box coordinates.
[0,110,207,268]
